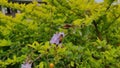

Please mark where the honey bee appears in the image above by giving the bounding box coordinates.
[59,34,63,44]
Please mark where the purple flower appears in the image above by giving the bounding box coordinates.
[21,63,32,68]
[50,32,65,45]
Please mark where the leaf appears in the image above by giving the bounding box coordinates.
[70,61,74,67]
[39,62,44,68]
[0,39,12,47]
[73,19,83,26]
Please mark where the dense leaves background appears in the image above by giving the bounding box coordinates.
[0,0,120,68]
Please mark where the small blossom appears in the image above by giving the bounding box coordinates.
[21,62,32,68]
[50,32,65,45]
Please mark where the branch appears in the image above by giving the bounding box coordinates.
[105,1,114,12]
[93,20,102,40]
[104,15,120,32]
[32,54,42,63]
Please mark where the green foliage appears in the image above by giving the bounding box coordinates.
[0,0,120,68]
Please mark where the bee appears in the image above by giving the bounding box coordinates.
[59,34,64,44]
